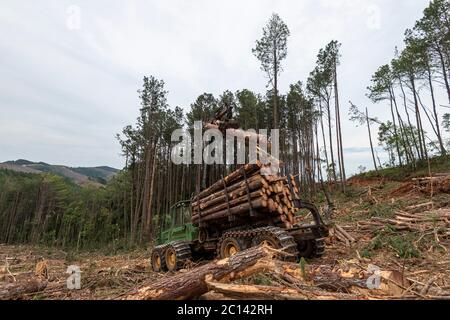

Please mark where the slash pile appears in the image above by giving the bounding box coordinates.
[357,207,450,237]
[191,162,302,229]
[412,174,450,194]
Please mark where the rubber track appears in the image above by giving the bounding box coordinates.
[312,238,325,258]
[153,243,169,260]
[167,240,192,270]
[217,226,299,262]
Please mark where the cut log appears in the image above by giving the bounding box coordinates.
[204,125,270,149]
[335,225,356,243]
[0,278,47,299]
[124,245,274,300]
[192,162,262,201]
[206,281,310,300]
[192,198,267,224]
[192,191,267,219]
[191,174,266,208]
[405,202,434,213]
[191,165,302,230]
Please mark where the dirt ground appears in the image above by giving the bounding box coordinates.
[0,244,164,300]
[1,177,449,300]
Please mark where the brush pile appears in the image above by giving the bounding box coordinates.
[357,206,450,238]
[412,174,450,194]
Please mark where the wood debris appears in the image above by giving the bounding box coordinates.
[412,174,450,194]
[124,244,448,300]
[329,224,356,246]
[392,174,450,197]
[357,207,450,236]
[0,278,47,299]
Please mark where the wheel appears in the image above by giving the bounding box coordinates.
[151,248,167,272]
[296,238,325,259]
[296,240,314,258]
[165,241,192,272]
[218,237,245,259]
[253,235,278,248]
[251,227,299,262]
[165,247,177,271]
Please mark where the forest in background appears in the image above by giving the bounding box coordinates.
[0,0,449,250]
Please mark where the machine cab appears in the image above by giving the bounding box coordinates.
[157,200,197,245]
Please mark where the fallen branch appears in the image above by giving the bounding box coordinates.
[124,245,274,300]
[0,278,47,299]
[206,281,309,300]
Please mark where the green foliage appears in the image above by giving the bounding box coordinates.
[377,121,422,167]
[444,113,450,149]
[71,167,118,181]
[388,234,420,258]
[299,257,307,280]
[367,64,394,103]
[414,0,449,53]
[307,40,341,102]
[367,203,396,218]
[2,160,117,186]
[286,81,314,130]
[362,229,420,259]
[235,89,269,130]
[443,113,450,133]
[0,169,134,250]
[186,93,218,127]
[365,0,449,166]
[248,274,273,286]
[361,234,384,258]
[252,13,290,85]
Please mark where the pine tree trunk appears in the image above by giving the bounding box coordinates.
[436,47,450,103]
[391,91,414,165]
[145,148,158,237]
[410,75,427,160]
[389,95,403,166]
[366,107,378,171]
[398,79,420,160]
[326,99,337,183]
[273,43,279,130]
[318,101,330,179]
[334,59,346,190]
[426,63,446,155]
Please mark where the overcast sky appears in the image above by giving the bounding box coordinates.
[0,0,445,175]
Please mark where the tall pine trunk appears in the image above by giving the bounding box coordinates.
[326,99,337,183]
[333,59,346,191]
[426,62,446,155]
[410,74,428,160]
[366,107,378,172]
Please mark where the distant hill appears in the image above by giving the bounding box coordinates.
[0,159,119,186]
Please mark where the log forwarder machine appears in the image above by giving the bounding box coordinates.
[150,106,329,272]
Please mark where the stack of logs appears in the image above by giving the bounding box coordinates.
[191,162,301,229]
